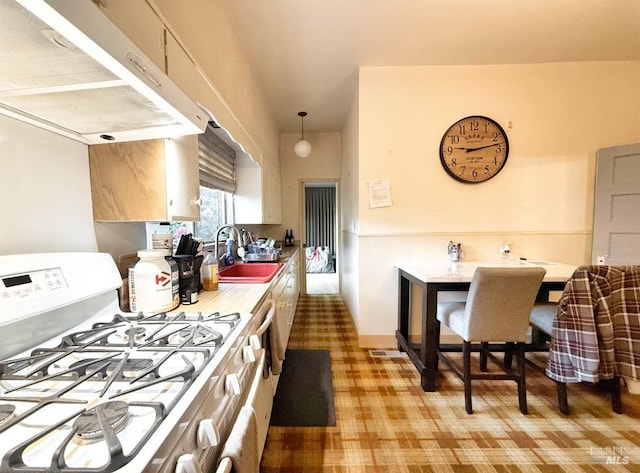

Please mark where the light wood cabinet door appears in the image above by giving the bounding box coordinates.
[95,0,165,71]
[89,136,200,222]
[97,0,202,106]
[90,139,167,221]
[165,30,201,105]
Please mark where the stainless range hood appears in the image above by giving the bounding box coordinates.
[0,0,208,143]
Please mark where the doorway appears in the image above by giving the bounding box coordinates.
[301,181,339,294]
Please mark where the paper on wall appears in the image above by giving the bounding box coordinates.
[368,179,392,208]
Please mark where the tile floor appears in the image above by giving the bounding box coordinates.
[260,294,640,472]
[306,272,339,294]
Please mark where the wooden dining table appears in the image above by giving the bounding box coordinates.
[395,259,577,392]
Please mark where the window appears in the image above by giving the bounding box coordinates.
[194,122,236,242]
[194,186,234,241]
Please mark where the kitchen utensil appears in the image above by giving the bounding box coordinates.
[175,234,188,254]
[173,254,198,304]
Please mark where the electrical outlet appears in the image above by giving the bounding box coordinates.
[597,256,606,264]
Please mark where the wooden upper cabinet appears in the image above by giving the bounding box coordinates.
[95,0,166,71]
[93,0,283,224]
[165,31,201,104]
[89,135,200,222]
[96,0,201,104]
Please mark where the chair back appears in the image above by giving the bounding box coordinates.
[464,267,546,342]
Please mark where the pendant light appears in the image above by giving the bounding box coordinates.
[294,111,312,158]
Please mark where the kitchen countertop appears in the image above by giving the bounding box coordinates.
[180,246,299,315]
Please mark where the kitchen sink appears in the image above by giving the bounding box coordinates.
[218,262,283,283]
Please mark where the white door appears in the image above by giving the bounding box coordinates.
[592,142,640,264]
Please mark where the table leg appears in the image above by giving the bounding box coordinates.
[420,283,439,391]
[397,272,410,350]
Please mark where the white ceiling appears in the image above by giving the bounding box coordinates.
[224,0,640,133]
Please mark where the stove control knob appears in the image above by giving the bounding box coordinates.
[243,345,256,363]
[225,373,241,395]
[249,334,262,350]
[175,454,203,473]
[197,418,220,449]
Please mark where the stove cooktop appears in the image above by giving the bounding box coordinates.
[0,309,246,473]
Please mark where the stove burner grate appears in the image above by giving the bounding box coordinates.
[0,404,16,427]
[73,401,129,440]
[68,357,154,380]
[0,401,165,473]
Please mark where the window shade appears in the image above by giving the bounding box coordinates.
[305,186,336,254]
[198,124,236,193]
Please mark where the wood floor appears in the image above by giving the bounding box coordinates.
[260,294,640,472]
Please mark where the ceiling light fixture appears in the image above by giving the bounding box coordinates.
[294,111,312,158]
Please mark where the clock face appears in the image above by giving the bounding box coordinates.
[439,116,509,183]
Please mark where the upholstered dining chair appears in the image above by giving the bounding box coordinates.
[436,267,546,414]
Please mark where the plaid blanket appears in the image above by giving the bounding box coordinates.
[546,265,640,384]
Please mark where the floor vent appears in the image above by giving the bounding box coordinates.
[368,350,406,358]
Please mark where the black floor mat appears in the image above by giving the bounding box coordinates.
[270,349,336,426]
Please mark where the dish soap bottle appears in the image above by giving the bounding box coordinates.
[225,238,235,265]
[202,250,218,291]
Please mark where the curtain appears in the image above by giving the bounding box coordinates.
[305,186,336,254]
[198,123,236,192]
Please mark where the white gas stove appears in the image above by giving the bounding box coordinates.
[0,253,258,473]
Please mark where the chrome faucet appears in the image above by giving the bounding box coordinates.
[448,240,462,263]
[214,225,242,266]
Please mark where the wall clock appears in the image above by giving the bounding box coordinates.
[439,115,509,183]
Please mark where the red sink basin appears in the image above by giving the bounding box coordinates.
[218,262,283,283]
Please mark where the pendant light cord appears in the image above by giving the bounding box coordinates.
[298,111,307,140]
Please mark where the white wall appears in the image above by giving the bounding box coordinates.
[94,222,147,263]
[352,61,640,347]
[0,115,97,255]
[279,132,342,242]
[340,92,360,326]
